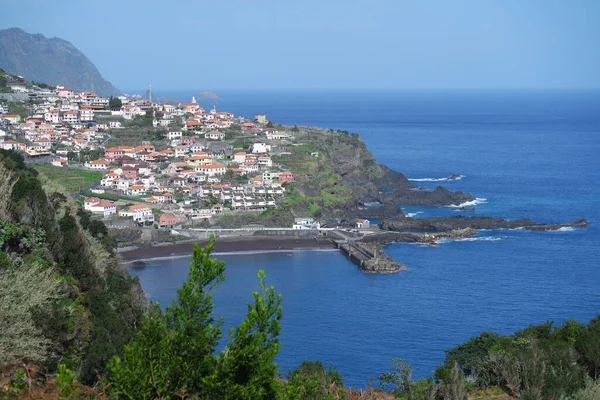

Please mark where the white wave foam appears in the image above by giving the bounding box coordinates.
[447,198,488,208]
[438,236,503,244]
[557,227,575,232]
[405,211,424,217]
[409,175,465,182]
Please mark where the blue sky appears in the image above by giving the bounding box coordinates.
[1,0,599,91]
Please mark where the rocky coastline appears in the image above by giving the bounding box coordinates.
[378,215,590,233]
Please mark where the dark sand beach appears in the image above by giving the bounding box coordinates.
[119,236,337,262]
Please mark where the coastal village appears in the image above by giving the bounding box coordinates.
[0,77,365,232]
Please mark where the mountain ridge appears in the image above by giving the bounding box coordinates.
[0,27,121,96]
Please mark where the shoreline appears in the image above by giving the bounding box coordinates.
[118,236,337,262]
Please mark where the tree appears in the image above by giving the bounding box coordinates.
[0,258,60,364]
[204,269,282,399]
[435,331,500,384]
[108,238,225,398]
[107,238,283,400]
[440,362,468,400]
[282,361,345,400]
[109,97,122,111]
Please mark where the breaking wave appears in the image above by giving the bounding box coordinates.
[447,198,488,208]
[556,227,575,232]
[438,236,504,244]
[409,175,465,182]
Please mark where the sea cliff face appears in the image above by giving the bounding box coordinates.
[281,126,474,221]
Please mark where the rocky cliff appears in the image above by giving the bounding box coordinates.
[0,28,120,96]
[281,126,474,220]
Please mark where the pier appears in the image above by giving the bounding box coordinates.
[330,230,404,273]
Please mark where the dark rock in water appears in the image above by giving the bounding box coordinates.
[378,186,476,206]
[347,202,406,219]
[131,260,149,268]
[371,164,416,189]
[447,174,462,180]
[379,216,590,233]
[361,255,404,273]
[458,207,475,212]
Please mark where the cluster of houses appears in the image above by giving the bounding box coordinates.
[80,135,294,227]
[0,83,376,230]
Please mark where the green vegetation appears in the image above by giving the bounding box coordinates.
[33,164,103,194]
[0,149,146,386]
[109,96,123,110]
[4,101,29,119]
[108,239,283,399]
[273,127,384,219]
[82,190,143,202]
[124,109,158,128]
[105,129,166,148]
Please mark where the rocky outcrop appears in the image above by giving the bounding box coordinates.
[379,186,476,206]
[361,254,405,273]
[370,164,416,189]
[379,216,590,233]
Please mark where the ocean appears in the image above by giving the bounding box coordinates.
[127,89,600,386]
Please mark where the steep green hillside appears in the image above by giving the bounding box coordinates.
[0,150,145,384]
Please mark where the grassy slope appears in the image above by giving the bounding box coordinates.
[32,164,103,194]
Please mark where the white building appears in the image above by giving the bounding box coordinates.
[293,217,320,230]
[252,142,271,154]
[44,109,60,123]
[80,107,95,122]
[118,204,154,223]
[84,198,117,217]
[195,164,226,176]
[167,131,183,140]
[62,111,78,124]
[85,159,110,170]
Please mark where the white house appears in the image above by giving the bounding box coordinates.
[118,204,154,224]
[80,107,95,122]
[85,159,110,170]
[233,152,247,164]
[252,142,271,154]
[127,185,147,196]
[257,155,273,167]
[44,109,60,123]
[167,131,183,140]
[101,172,120,186]
[62,111,78,124]
[84,197,101,210]
[195,164,226,176]
[109,121,123,129]
[356,219,371,229]
[205,130,225,140]
[2,114,21,124]
[85,198,117,217]
[292,217,320,230]
[51,158,68,167]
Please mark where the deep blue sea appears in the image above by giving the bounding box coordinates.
[128,90,600,387]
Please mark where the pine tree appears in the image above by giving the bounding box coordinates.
[107,238,283,400]
[205,269,283,400]
[107,238,225,399]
